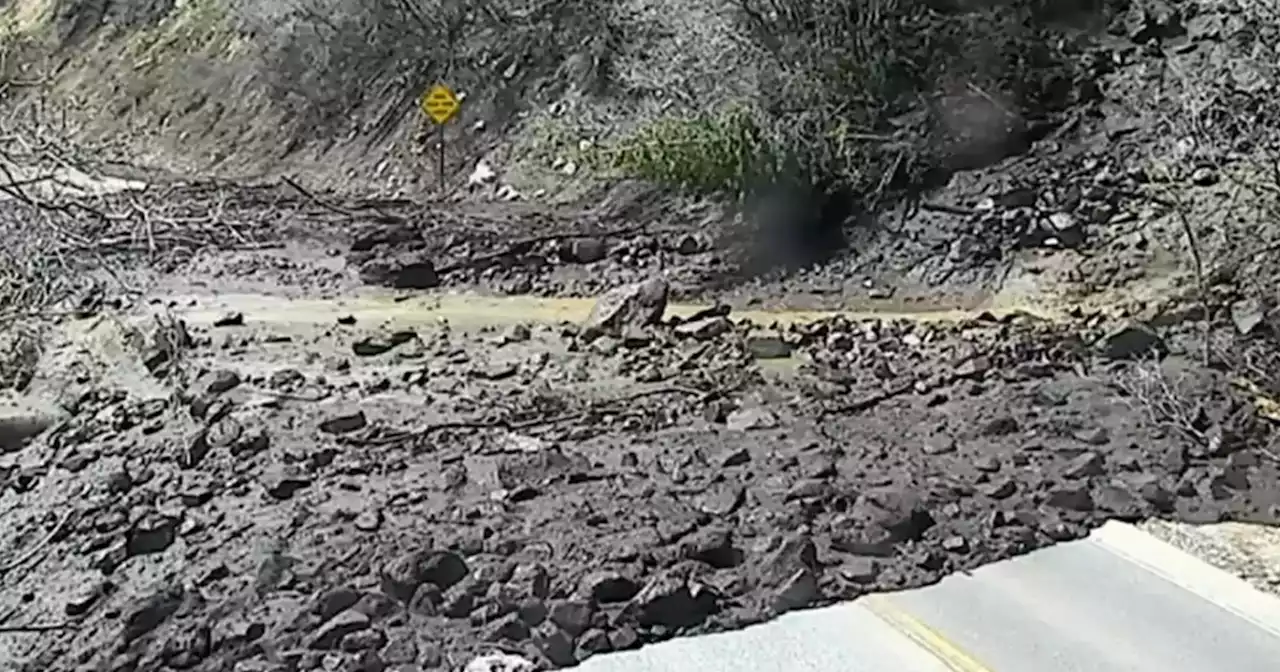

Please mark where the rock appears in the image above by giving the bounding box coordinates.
[674,316,732,340]
[320,411,368,434]
[212,312,245,327]
[341,628,387,652]
[122,586,184,643]
[353,331,417,357]
[1046,483,1095,512]
[579,571,640,603]
[832,491,936,555]
[127,513,178,556]
[746,335,793,359]
[560,238,608,264]
[1063,452,1104,479]
[838,557,879,584]
[582,276,669,339]
[725,407,779,431]
[314,588,364,621]
[1094,484,1146,520]
[547,600,594,637]
[1099,323,1165,360]
[354,508,383,532]
[262,465,311,500]
[771,568,819,614]
[0,398,66,453]
[379,634,419,664]
[531,623,577,666]
[380,550,470,603]
[65,577,110,617]
[1230,298,1267,335]
[500,324,531,344]
[923,435,957,455]
[509,563,551,599]
[631,574,718,628]
[697,483,746,516]
[309,609,370,650]
[681,527,743,568]
[359,254,440,290]
[484,613,530,641]
[463,653,536,672]
[757,533,819,586]
[205,369,242,395]
[577,628,612,656]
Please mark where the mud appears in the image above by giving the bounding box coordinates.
[1,1,1280,671]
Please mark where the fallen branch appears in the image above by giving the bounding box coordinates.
[344,386,709,447]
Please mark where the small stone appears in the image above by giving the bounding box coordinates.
[674,316,732,340]
[547,600,593,637]
[981,479,1017,500]
[923,436,957,455]
[1074,427,1110,446]
[1191,167,1218,186]
[1063,452,1104,479]
[485,613,531,642]
[309,609,370,650]
[65,577,109,616]
[212,312,245,327]
[354,509,383,532]
[838,557,879,584]
[122,587,184,643]
[1230,299,1266,335]
[314,588,363,621]
[725,407,779,431]
[771,568,819,614]
[578,571,640,603]
[717,447,751,467]
[746,335,793,359]
[576,629,612,656]
[501,324,532,344]
[341,628,387,652]
[1047,484,1095,512]
[352,331,417,357]
[320,411,368,434]
[262,465,311,500]
[205,369,242,395]
[127,513,178,556]
[1099,323,1165,360]
[632,574,718,627]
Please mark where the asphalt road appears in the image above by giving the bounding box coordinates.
[579,522,1280,672]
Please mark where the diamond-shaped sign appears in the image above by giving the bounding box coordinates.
[420,84,460,125]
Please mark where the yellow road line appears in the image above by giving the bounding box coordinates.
[862,595,994,672]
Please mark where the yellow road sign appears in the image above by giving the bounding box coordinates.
[420,84,460,125]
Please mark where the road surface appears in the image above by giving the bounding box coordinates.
[578,521,1280,672]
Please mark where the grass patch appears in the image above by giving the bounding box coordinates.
[600,106,772,195]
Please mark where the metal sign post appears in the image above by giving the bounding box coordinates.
[419,83,460,196]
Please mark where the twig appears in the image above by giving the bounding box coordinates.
[0,623,75,633]
[345,386,708,446]
[281,176,404,224]
[0,509,76,574]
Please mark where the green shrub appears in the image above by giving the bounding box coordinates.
[603,107,775,196]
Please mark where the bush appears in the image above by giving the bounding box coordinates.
[603,107,773,195]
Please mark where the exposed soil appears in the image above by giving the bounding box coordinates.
[1,1,1280,672]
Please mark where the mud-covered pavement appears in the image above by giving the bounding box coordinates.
[2,207,1280,671]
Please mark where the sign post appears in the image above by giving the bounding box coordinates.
[419,84,461,195]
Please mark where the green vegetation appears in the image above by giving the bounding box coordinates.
[602,107,772,196]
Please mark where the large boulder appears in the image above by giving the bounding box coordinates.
[582,276,669,339]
